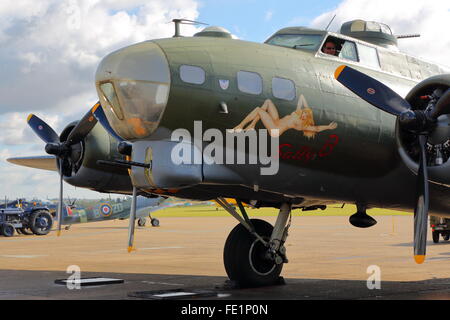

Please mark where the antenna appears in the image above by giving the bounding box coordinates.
[396,34,421,39]
[325,14,337,31]
[172,18,208,37]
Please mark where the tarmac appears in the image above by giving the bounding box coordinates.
[2,213,450,300]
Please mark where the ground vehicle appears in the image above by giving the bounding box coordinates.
[0,207,53,237]
[430,216,450,243]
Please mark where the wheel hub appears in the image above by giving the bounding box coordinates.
[249,238,277,276]
[36,217,48,228]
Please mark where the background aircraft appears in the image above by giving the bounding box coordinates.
[1,196,165,236]
[7,19,450,287]
[60,196,164,228]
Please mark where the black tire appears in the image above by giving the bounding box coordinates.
[137,218,146,227]
[2,223,15,237]
[151,218,160,227]
[30,210,53,235]
[223,219,283,287]
[432,230,440,243]
[444,234,450,241]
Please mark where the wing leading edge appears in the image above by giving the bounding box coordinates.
[7,156,58,172]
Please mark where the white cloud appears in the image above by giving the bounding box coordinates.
[265,10,273,21]
[310,0,450,68]
[0,0,201,200]
[0,0,200,116]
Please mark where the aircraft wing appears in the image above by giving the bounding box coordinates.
[7,156,58,172]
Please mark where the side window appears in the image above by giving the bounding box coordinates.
[237,71,263,95]
[357,44,380,69]
[180,65,205,85]
[339,41,358,62]
[272,77,296,101]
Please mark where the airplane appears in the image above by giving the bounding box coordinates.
[59,196,164,229]
[2,196,164,236]
[7,18,450,288]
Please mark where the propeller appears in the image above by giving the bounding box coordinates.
[27,103,99,236]
[335,65,450,264]
[91,103,124,142]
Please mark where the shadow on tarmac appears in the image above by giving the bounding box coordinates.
[2,269,450,300]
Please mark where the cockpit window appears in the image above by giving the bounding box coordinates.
[100,82,124,120]
[320,36,358,62]
[266,34,323,50]
[339,41,358,62]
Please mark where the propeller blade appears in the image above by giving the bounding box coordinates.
[65,102,99,146]
[127,186,138,252]
[57,159,64,237]
[334,65,411,116]
[413,135,429,264]
[27,114,59,144]
[430,88,450,119]
[92,103,124,142]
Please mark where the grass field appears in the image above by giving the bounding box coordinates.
[152,204,413,218]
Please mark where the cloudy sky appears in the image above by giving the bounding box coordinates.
[1,0,449,200]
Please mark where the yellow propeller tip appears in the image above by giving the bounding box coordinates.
[27,114,34,122]
[334,65,346,80]
[127,246,136,253]
[91,103,100,113]
[414,255,426,264]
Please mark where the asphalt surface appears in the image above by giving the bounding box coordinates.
[2,214,450,300]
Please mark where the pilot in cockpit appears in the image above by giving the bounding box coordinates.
[322,41,338,56]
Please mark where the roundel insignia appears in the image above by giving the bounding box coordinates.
[38,125,43,130]
[100,203,112,217]
[367,88,376,95]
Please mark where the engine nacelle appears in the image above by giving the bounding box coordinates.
[60,122,133,193]
[397,74,450,186]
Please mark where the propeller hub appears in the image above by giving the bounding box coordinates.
[398,110,419,130]
[45,143,65,156]
[399,110,436,133]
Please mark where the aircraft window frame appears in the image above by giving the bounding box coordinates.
[179,65,206,85]
[265,34,324,51]
[320,36,359,63]
[272,77,296,101]
[99,81,124,120]
[237,70,263,95]
[380,24,392,35]
[366,21,381,32]
[356,43,381,69]
[338,40,358,62]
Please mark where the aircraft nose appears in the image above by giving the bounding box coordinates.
[95,41,170,140]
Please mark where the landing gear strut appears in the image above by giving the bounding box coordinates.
[218,198,291,288]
